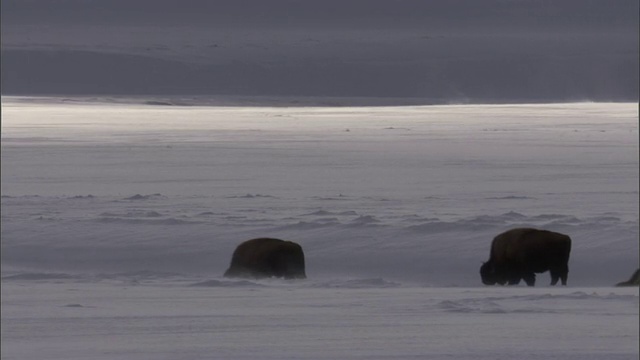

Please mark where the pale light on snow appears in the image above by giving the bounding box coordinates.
[1,98,638,359]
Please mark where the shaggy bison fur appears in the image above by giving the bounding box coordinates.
[223,238,306,279]
[480,228,571,286]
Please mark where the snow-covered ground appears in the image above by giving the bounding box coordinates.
[1,98,638,359]
[2,281,638,360]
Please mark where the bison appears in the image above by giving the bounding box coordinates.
[615,269,640,287]
[223,238,306,279]
[480,228,571,286]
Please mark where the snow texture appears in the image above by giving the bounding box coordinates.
[1,99,638,359]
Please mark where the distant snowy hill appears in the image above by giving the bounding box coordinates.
[2,0,638,102]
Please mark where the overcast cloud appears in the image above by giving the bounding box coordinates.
[2,0,638,102]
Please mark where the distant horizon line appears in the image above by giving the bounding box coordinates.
[2,94,637,108]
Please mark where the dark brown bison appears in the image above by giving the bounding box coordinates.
[480,228,571,286]
[615,269,640,287]
[223,238,306,279]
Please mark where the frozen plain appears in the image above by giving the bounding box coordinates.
[1,98,639,359]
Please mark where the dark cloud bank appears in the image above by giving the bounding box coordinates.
[2,0,638,104]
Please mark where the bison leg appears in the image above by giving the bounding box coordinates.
[507,272,522,285]
[560,271,568,286]
[523,273,536,286]
[550,266,569,286]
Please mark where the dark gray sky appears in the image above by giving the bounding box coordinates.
[3,0,638,30]
[2,0,638,102]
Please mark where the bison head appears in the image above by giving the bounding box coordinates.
[480,261,509,285]
[480,261,498,285]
